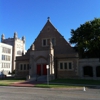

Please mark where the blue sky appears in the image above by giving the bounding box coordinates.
[0,0,100,50]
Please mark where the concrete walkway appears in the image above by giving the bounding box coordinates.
[10,81,100,89]
[11,81,45,87]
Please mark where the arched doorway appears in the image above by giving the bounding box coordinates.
[37,64,47,75]
[83,66,93,77]
[36,56,47,76]
[96,66,100,77]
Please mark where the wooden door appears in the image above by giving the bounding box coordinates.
[37,64,41,75]
[43,64,47,75]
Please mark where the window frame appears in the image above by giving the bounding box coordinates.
[59,62,63,69]
[20,64,23,70]
[42,39,46,46]
[42,38,56,47]
[19,63,30,71]
[2,47,11,54]
[58,61,73,70]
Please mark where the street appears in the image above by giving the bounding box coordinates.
[0,86,100,100]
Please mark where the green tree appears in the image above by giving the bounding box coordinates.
[69,18,100,58]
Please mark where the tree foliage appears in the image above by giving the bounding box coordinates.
[69,18,100,58]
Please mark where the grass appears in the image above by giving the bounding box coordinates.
[0,78,100,88]
[0,78,25,86]
[35,83,82,88]
[35,79,100,88]
[51,79,100,85]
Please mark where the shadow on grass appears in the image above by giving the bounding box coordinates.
[51,78,100,85]
[35,83,83,88]
[50,78,100,89]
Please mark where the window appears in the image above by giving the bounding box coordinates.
[2,55,4,60]
[1,55,10,61]
[1,63,10,68]
[2,55,5,60]
[20,64,23,70]
[42,38,56,46]
[8,49,11,53]
[5,55,7,61]
[59,61,73,70]
[69,62,72,69]
[6,63,8,68]
[19,63,30,71]
[64,62,67,69]
[8,56,10,61]
[3,63,5,68]
[7,63,10,68]
[24,64,26,70]
[2,47,11,54]
[43,39,46,46]
[60,63,63,69]
[52,38,55,46]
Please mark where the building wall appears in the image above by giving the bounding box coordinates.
[0,43,12,75]
[32,19,78,79]
[16,60,29,78]
[1,33,26,71]
[15,19,79,80]
[29,45,55,80]
[34,20,78,57]
[15,19,100,80]
[79,58,100,79]
[57,58,79,78]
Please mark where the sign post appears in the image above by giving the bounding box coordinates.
[46,65,49,85]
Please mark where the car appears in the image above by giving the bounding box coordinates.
[0,73,6,79]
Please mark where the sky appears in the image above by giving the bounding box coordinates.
[0,0,100,50]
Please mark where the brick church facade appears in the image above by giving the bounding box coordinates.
[15,18,100,80]
[15,18,78,80]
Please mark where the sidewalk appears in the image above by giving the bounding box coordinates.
[11,81,45,87]
[10,81,100,89]
[10,81,83,91]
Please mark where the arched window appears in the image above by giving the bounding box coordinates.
[83,66,93,77]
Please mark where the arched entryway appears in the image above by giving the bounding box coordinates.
[36,56,48,76]
[37,64,47,75]
[96,66,100,77]
[83,66,93,77]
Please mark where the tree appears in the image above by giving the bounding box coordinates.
[69,18,100,58]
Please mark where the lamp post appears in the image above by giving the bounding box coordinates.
[46,65,49,85]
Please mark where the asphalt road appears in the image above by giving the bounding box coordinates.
[0,86,100,100]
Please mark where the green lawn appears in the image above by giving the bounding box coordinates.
[35,84,82,88]
[35,79,100,88]
[0,78,100,88]
[51,79,100,85]
[0,79,25,86]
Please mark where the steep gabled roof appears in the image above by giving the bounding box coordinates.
[30,17,78,57]
[33,17,58,42]
[41,17,57,32]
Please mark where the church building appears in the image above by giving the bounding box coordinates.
[15,18,79,81]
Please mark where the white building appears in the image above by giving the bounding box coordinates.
[0,43,12,75]
[1,33,26,72]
